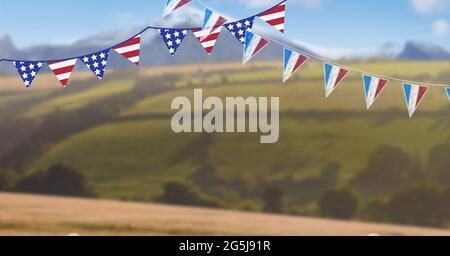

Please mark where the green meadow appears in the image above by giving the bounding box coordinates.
[0,60,448,214]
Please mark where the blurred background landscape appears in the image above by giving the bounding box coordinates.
[0,0,449,235]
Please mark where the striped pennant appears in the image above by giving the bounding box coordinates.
[162,0,192,17]
[283,48,309,82]
[403,83,429,117]
[243,30,270,64]
[48,59,77,87]
[362,75,389,109]
[257,1,286,33]
[192,26,223,55]
[324,63,349,98]
[113,34,141,66]
[201,8,228,41]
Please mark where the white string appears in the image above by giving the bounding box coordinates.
[254,30,450,88]
[195,0,449,88]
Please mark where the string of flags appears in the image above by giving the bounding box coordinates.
[0,0,448,117]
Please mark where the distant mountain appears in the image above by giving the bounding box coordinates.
[377,42,404,59]
[2,26,450,75]
[396,41,450,60]
[0,23,317,74]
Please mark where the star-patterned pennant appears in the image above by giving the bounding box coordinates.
[80,50,110,80]
[13,61,44,88]
[159,29,189,55]
[225,18,255,45]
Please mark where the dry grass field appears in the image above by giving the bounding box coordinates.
[0,193,449,236]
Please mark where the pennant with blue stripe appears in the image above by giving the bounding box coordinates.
[362,75,389,109]
[403,83,429,117]
[283,48,309,82]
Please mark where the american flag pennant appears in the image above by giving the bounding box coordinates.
[113,34,142,66]
[80,50,110,80]
[13,61,44,88]
[48,59,77,87]
[200,8,228,41]
[324,63,349,98]
[283,48,309,83]
[159,29,189,55]
[257,1,286,33]
[192,26,223,55]
[225,18,255,45]
[243,30,270,64]
[403,83,429,117]
[162,0,192,17]
[362,75,389,109]
[446,87,450,102]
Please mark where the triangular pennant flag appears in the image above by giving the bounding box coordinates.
[225,18,255,45]
[192,26,223,55]
[403,83,429,117]
[362,75,389,109]
[113,34,141,65]
[283,48,309,82]
[162,0,192,17]
[446,87,450,102]
[324,63,349,97]
[47,59,77,87]
[201,8,228,41]
[243,30,269,64]
[159,29,188,55]
[257,1,286,33]
[13,61,44,88]
[80,50,110,80]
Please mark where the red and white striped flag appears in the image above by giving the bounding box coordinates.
[257,1,286,33]
[47,59,77,87]
[113,34,142,65]
[192,26,222,55]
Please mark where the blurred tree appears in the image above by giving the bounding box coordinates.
[427,143,450,186]
[262,186,286,213]
[352,145,423,196]
[320,161,341,185]
[13,164,93,197]
[0,172,10,191]
[438,188,450,226]
[318,187,359,220]
[385,184,442,227]
[158,181,219,208]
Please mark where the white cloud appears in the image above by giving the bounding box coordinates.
[432,19,450,37]
[409,0,450,14]
[238,0,323,8]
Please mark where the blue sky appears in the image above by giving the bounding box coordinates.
[0,0,448,55]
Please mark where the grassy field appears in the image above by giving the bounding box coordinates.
[1,192,449,236]
[20,60,449,202]
[0,60,448,228]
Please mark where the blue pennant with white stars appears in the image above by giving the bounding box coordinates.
[13,61,44,88]
[80,50,110,80]
[159,28,189,55]
[225,17,255,45]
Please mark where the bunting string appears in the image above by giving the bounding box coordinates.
[0,0,448,117]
